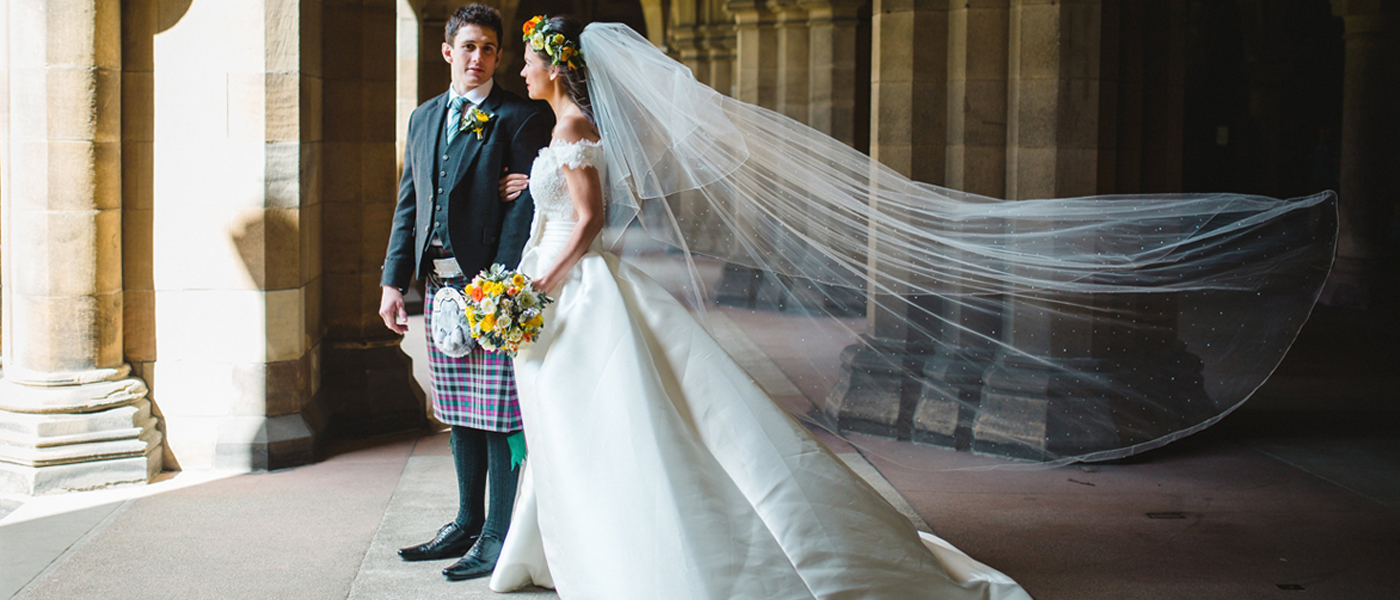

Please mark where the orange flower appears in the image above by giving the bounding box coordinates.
[470,286,485,302]
[522,16,544,40]
[507,286,519,296]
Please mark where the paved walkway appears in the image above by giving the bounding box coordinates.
[3,309,1398,599]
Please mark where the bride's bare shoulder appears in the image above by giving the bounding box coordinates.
[553,115,600,145]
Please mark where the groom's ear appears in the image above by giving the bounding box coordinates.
[442,41,453,64]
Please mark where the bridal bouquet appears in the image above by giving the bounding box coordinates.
[460,264,552,356]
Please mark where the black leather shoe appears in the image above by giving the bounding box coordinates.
[442,534,503,581]
[398,522,480,561]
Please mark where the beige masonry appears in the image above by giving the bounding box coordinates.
[1,0,162,494]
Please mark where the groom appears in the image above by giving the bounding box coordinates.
[378,4,552,582]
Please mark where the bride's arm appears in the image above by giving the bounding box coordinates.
[531,160,604,295]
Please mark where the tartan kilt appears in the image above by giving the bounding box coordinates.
[425,275,522,433]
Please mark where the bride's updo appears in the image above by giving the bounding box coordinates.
[524,15,594,126]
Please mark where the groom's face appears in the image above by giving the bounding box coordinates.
[443,24,500,91]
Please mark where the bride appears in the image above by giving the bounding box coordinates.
[483,12,1333,600]
[484,14,1032,599]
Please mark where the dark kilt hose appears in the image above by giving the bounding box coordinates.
[425,274,522,433]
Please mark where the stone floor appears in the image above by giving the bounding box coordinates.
[3,304,1398,599]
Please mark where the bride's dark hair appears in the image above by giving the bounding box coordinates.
[533,15,595,127]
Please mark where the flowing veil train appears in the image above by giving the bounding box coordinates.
[577,23,1336,466]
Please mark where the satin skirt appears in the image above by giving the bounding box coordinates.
[490,220,1031,600]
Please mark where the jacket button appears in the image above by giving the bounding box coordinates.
[423,225,429,232]
[440,170,446,177]
[437,188,444,194]
[442,154,449,161]
[436,205,442,211]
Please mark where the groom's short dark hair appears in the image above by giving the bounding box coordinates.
[446,4,504,45]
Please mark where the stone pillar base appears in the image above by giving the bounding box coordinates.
[320,342,426,440]
[824,338,932,438]
[912,351,993,450]
[0,377,164,495]
[214,414,316,472]
[971,347,1210,461]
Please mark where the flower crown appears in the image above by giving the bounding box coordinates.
[522,15,585,71]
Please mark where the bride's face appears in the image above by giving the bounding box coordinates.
[521,50,555,100]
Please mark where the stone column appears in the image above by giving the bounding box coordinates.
[703,21,738,97]
[801,0,866,147]
[771,0,809,123]
[319,0,425,438]
[728,0,779,109]
[824,0,946,439]
[0,0,163,494]
[1321,0,1398,310]
[134,0,324,471]
[910,0,1008,449]
[972,0,1204,459]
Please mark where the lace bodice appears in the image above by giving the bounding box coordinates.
[528,139,606,220]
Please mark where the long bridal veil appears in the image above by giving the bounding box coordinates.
[577,23,1336,466]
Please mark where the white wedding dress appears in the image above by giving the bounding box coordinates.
[487,139,1031,600]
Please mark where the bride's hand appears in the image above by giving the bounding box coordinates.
[530,275,558,298]
[499,170,530,202]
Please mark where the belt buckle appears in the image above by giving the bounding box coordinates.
[433,258,464,279]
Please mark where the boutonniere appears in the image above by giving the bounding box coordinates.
[461,105,495,140]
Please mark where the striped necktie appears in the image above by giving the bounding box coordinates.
[446,96,468,145]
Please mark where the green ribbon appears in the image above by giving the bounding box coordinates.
[507,431,528,470]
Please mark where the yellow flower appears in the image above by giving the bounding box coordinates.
[511,274,526,288]
[474,110,489,123]
[550,34,564,48]
[482,313,496,331]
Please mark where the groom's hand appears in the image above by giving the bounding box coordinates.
[499,169,530,202]
[379,286,410,334]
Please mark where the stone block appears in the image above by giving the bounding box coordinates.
[0,448,162,495]
[121,140,154,210]
[214,414,316,471]
[1054,147,1098,197]
[965,79,1008,146]
[122,70,155,140]
[323,80,367,142]
[302,75,324,143]
[123,289,157,362]
[123,208,155,289]
[965,7,1010,81]
[322,141,364,205]
[263,72,299,143]
[305,277,325,349]
[1009,78,1058,148]
[824,344,908,438]
[962,144,1008,198]
[362,142,398,201]
[266,288,308,362]
[1012,2,1062,81]
[122,0,156,68]
[0,376,146,414]
[302,202,324,282]
[1055,77,1100,150]
[263,207,303,290]
[365,81,397,142]
[6,292,122,375]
